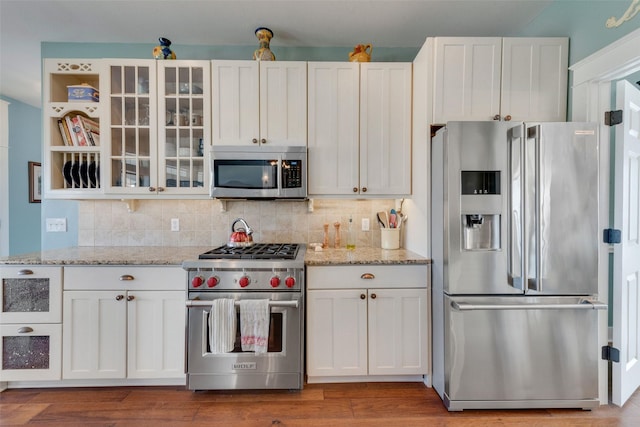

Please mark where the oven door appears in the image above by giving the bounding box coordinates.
[186,292,303,390]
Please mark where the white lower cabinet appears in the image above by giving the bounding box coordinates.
[306,265,429,382]
[62,266,185,381]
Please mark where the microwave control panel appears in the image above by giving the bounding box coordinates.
[282,160,303,188]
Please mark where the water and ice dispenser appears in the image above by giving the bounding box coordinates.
[460,171,501,251]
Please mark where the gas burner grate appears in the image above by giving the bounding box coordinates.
[199,243,300,260]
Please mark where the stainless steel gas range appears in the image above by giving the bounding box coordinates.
[182,243,305,391]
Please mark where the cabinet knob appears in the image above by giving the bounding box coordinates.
[116,295,125,301]
[157,187,165,192]
[252,138,258,144]
[261,138,266,144]
[360,294,366,300]
[353,187,358,193]
[119,275,135,281]
[18,269,34,275]
[127,295,135,301]
[17,326,34,334]
[361,273,375,280]
[149,187,156,192]
[371,293,377,299]
[504,115,512,122]
[493,114,501,121]
[362,187,367,193]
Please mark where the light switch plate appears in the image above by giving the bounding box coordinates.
[46,218,67,232]
[362,218,370,231]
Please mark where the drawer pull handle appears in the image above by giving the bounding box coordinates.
[18,326,34,333]
[360,294,366,300]
[360,273,375,280]
[371,293,377,299]
[127,295,135,301]
[18,269,34,275]
[119,275,135,281]
[116,295,125,301]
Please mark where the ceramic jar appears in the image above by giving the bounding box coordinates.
[253,27,276,61]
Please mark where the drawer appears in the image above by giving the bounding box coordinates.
[0,266,62,323]
[64,266,186,291]
[1,323,62,381]
[307,264,428,290]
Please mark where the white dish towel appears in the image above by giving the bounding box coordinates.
[239,299,270,353]
[209,298,236,354]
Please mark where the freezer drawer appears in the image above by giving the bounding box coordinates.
[443,295,604,410]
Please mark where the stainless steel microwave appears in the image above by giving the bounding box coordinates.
[210,146,307,199]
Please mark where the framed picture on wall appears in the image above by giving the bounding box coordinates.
[28,161,41,203]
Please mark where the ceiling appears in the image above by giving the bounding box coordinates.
[0,0,559,107]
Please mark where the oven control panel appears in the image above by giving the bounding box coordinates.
[188,268,303,292]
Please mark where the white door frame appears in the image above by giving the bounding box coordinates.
[569,27,640,404]
[0,99,9,257]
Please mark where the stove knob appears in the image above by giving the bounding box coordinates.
[285,276,296,288]
[192,276,204,288]
[206,276,219,288]
[239,276,250,288]
[270,276,281,288]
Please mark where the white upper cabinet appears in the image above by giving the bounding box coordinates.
[308,62,412,197]
[432,37,568,123]
[156,60,210,196]
[360,63,412,196]
[308,62,360,195]
[433,38,502,123]
[212,60,307,147]
[500,38,568,122]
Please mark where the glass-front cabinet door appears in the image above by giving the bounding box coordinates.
[157,61,210,195]
[102,60,158,195]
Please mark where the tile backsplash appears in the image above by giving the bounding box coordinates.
[78,199,397,248]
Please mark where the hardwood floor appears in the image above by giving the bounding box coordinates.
[2,382,640,426]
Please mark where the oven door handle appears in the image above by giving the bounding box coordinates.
[186,300,299,309]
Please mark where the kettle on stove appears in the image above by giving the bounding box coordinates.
[228,218,254,247]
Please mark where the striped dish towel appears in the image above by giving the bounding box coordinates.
[209,298,236,354]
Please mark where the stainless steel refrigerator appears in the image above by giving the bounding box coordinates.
[431,121,606,411]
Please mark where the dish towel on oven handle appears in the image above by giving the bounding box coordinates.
[209,298,237,354]
[239,299,270,353]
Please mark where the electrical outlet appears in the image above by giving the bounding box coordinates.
[362,218,370,231]
[46,218,67,232]
[171,218,180,232]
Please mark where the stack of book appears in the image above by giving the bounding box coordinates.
[58,113,100,146]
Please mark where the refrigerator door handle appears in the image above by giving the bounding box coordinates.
[451,300,607,311]
[508,124,525,291]
[526,124,542,292]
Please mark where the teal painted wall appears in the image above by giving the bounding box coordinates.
[516,1,640,64]
[0,95,42,255]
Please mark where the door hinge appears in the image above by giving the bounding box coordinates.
[602,345,620,363]
[603,228,621,244]
[604,110,623,126]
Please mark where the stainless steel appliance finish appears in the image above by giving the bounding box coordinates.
[183,244,305,391]
[210,145,307,199]
[431,121,605,411]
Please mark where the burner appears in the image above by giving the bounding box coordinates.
[199,243,300,260]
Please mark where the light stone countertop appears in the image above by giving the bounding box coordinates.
[0,245,430,266]
[303,246,429,265]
